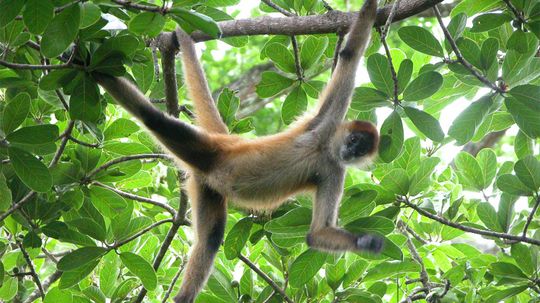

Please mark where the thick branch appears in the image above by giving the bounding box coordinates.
[189,0,444,42]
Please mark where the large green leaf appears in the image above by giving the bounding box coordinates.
[8,147,52,192]
[367,53,394,96]
[300,36,328,70]
[128,12,165,37]
[454,152,484,191]
[448,96,493,145]
[0,0,24,27]
[496,174,534,196]
[289,249,327,288]
[119,252,157,291]
[224,217,253,260]
[170,7,221,38]
[378,111,404,163]
[265,43,296,74]
[256,71,294,98]
[2,93,30,134]
[351,87,390,111]
[345,216,395,235]
[398,26,444,57]
[281,85,307,125]
[363,260,420,281]
[69,75,101,122]
[379,168,409,196]
[58,247,108,271]
[514,155,540,191]
[477,149,497,189]
[409,157,441,195]
[23,0,54,34]
[506,85,540,138]
[403,71,443,101]
[477,202,503,232]
[485,286,528,303]
[404,107,444,142]
[7,124,59,145]
[41,4,81,58]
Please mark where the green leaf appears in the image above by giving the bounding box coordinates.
[490,262,528,280]
[69,218,106,242]
[345,216,395,235]
[8,147,52,192]
[364,260,420,282]
[403,71,443,101]
[7,124,59,145]
[80,2,101,29]
[289,249,326,288]
[0,277,17,301]
[367,53,394,96]
[471,13,512,32]
[281,85,307,125]
[496,174,534,196]
[397,59,413,94]
[409,157,441,195]
[23,0,54,34]
[477,149,497,189]
[515,131,533,159]
[44,287,72,303]
[58,247,108,271]
[205,268,236,302]
[119,252,157,291]
[0,173,11,212]
[398,26,444,57]
[2,93,30,134]
[104,118,140,140]
[256,71,294,98]
[404,107,444,142]
[100,253,120,297]
[300,36,328,70]
[477,202,503,232]
[265,43,296,74]
[456,38,481,68]
[0,0,24,27]
[41,4,80,58]
[89,186,128,218]
[265,207,311,247]
[59,260,99,289]
[217,88,240,126]
[378,111,404,163]
[224,217,253,260]
[351,87,390,111]
[128,12,165,37]
[511,243,534,276]
[379,168,409,196]
[480,38,499,70]
[170,7,221,38]
[506,85,540,138]
[69,74,101,122]
[485,286,528,303]
[507,30,537,54]
[448,96,493,145]
[454,152,484,191]
[514,155,540,191]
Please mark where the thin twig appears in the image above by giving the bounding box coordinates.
[239,254,293,303]
[0,60,75,70]
[398,220,428,245]
[523,196,540,237]
[402,197,540,246]
[17,241,45,301]
[378,27,399,104]
[92,181,177,215]
[332,34,345,73]
[22,270,62,303]
[261,0,295,17]
[111,0,164,13]
[112,219,174,249]
[162,257,187,303]
[290,36,304,80]
[50,121,74,166]
[85,154,173,181]
[433,5,503,93]
[321,0,333,11]
[67,136,100,148]
[502,0,526,26]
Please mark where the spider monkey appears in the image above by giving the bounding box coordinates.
[93,0,379,302]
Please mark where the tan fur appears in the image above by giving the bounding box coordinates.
[94,2,378,302]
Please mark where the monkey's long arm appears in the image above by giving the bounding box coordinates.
[93,74,219,172]
[176,29,229,134]
[311,0,377,133]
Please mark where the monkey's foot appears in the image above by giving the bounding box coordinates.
[174,293,194,303]
[356,234,384,253]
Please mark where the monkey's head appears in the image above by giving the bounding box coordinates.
[336,120,379,166]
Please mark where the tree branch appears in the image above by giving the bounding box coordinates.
[402,197,540,246]
[91,181,177,216]
[188,0,445,42]
[111,219,174,249]
[433,5,503,94]
[523,196,540,238]
[239,254,293,303]
[22,270,62,303]
[84,154,173,181]
[17,241,45,301]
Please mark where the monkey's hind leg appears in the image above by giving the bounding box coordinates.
[174,181,227,303]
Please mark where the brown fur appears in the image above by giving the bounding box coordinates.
[93,1,378,302]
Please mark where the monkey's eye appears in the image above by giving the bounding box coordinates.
[349,136,357,144]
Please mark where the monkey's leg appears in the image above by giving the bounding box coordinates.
[306,175,383,253]
[174,181,227,303]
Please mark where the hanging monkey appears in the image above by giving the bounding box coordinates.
[94,0,379,302]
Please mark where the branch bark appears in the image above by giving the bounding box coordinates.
[187,0,443,42]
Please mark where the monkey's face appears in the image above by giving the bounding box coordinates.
[339,121,379,165]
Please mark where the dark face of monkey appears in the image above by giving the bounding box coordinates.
[341,130,376,161]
